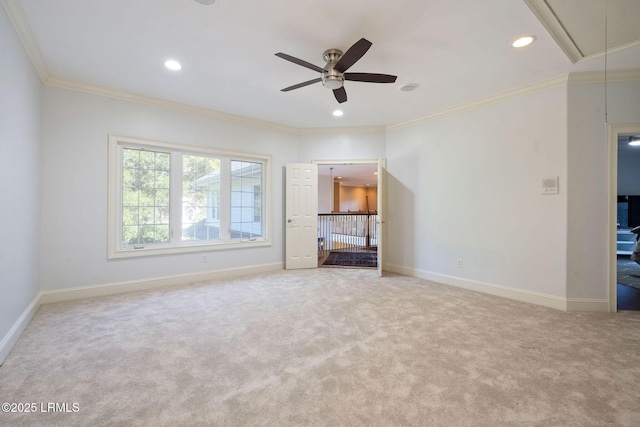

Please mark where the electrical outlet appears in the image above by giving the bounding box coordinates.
[201,255,208,263]
[456,259,463,268]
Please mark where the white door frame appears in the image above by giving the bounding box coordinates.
[377,159,387,277]
[608,124,640,312]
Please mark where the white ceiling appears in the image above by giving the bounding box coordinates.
[6,0,640,130]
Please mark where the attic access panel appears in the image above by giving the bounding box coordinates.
[524,0,640,62]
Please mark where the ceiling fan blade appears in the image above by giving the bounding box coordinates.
[333,86,347,103]
[281,78,322,92]
[344,73,397,83]
[333,38,372,73]
[275,53,325,73]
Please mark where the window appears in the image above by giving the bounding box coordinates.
[182,155,221,241]
[121,148,171,245]
[230,161,263,238]
[108,135,270,258]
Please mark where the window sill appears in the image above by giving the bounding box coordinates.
[108,239,271,260]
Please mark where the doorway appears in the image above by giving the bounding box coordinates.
[315,160,384,271]
[610,125,640,311]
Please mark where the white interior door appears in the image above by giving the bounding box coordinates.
[377,159,386,277]
[285,163,318,269]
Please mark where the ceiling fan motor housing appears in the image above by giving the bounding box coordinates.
[322,49,344,89]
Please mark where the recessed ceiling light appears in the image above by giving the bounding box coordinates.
[399,83,419,92]
[333,110,344,117]
[164,59,182,71]
[193,0,218,6]
[512,36,536,48]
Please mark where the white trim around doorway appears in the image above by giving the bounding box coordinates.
[608,123,640,312]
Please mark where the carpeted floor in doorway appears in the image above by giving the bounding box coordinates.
[617,256,640,289]
[322,251,377,267]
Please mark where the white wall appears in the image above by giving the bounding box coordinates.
[0,7,42,358]
[300,130,385,216]
[386,86,568,299]
[337,185,377,212]
[39,87,298,291]
[297,131,386,163]
[567,79,640,300]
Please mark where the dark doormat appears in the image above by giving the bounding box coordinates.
[322,251,377,268]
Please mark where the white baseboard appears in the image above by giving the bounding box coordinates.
[1,263,283,364]
[0,293,41,364]
[566,298,610,312]
[40,262,284,304]
[386,263,609,312]
[2,261,607,365]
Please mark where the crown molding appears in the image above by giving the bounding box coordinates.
[523,0,583,63]
[524,0,640,65]
[44,76,384,136]
[2,0,295,134]
[1,0,50,82]
[387,74,569,131]
[5,0,639,136]
[44,76,298,134]
[45,75,385,136]
[578,39,640,63]
[37,71,640,137]
[297,126,386,135]
[567,70,640,85]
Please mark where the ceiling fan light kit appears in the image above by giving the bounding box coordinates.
[321,49,345,90]
[276,38,397,103]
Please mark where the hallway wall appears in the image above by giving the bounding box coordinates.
[337,185,378,212]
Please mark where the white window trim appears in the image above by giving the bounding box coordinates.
[108,134,272,259]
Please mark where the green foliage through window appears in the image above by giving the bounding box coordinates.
[121,148,170,245]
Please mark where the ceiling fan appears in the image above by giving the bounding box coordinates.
[275,38,397,103]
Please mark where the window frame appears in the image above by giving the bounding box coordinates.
[108,135,271,259]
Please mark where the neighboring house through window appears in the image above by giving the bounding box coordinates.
[108,135,270,258]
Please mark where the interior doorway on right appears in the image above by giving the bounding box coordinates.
[616,134,640,311]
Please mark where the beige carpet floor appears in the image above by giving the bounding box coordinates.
[1,269,640,426]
